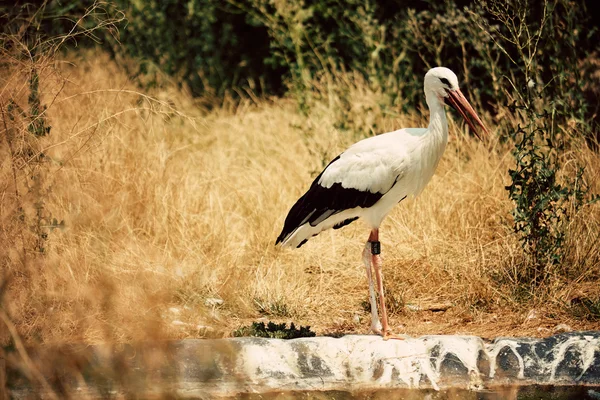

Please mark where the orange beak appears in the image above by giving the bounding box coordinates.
[445,89,490,139]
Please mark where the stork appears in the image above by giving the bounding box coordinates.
[276,67,489,339]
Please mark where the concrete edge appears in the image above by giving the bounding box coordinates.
[3,331,600,398]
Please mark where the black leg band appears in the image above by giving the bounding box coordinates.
[371,241,381,255]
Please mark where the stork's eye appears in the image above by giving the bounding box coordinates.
[439,77,450,87]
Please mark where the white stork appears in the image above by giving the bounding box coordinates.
[276,67,489,339]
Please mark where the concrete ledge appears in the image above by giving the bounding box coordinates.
[4,332,600,398]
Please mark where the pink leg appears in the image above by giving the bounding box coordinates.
[362,243,382,334]
[369,229,403,340]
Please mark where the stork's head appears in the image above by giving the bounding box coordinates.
[424,67,490,139]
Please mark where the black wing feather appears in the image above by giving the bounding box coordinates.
[333,217,359,230]
[276,155,385,245]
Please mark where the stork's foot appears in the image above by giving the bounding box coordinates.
[382,331,405,341]
[370,320,383,335]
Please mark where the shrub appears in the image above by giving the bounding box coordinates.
[1,1,121,259]
[474,0,599,286]
[233,321,316,339]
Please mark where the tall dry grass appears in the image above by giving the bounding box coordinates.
[1,51,599,345]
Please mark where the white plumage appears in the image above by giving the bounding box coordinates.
[276,67,489,339]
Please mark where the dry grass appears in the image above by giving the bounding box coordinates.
[1,51,599,345]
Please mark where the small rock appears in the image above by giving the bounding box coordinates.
[168,307,181,315]
[210,309,222,320]
[405,303,452,312]
[553,323,573,333]
[205,297,224,307]
[196,324,215,332]
[353,314,362,324]
[525,309,539,322]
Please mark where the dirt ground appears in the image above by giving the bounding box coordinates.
[187,303,600,341]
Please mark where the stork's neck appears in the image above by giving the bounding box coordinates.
[425,92,449,142]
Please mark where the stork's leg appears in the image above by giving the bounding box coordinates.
[362,243,382,334]
[369,229,404,341]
